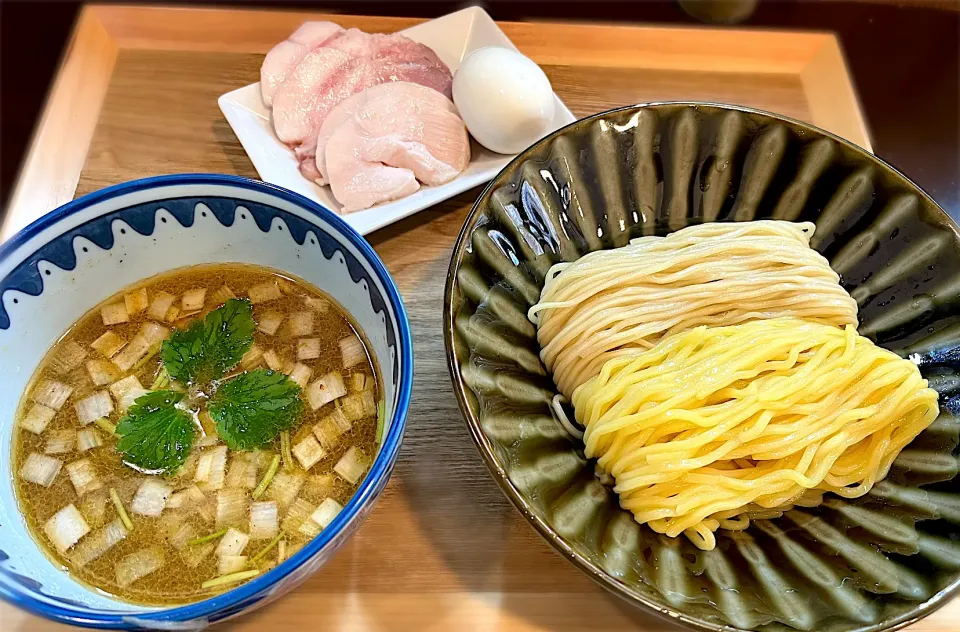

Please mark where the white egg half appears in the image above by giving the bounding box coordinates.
[453,47,555,155]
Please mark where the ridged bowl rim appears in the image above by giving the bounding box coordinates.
[442,102,960,632]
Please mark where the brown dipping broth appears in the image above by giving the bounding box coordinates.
[12,264,380,605]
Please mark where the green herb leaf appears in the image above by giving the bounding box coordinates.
[160,299,255,383]
[208,369,303,451]
[116,390,196,474]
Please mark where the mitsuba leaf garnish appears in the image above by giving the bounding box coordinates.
[208,369,304,451]
[122,298,305,476]
[160,298,255,384]
[116,390,195,474]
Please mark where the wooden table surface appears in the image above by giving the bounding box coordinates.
[1,6,958,631]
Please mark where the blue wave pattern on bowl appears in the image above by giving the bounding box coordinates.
[445,104,960,632]
[0,175,413,629]
[0,196,399,379]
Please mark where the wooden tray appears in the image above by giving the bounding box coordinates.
[4,6,955,632]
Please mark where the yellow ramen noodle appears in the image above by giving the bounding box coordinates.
[529,221,859,400]
[572,318,939,551]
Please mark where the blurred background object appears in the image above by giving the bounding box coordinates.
[678,0,760,23]
[1,0,957,220]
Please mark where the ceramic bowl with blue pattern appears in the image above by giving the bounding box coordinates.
[0,174,413,628]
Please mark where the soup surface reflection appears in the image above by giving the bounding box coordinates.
[13,264,381,605]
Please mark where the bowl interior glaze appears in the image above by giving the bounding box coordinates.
[0,175,412,628]
[445,103,960,632]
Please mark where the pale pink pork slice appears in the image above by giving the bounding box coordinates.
[260,22,344,106]
[293,36,454,182]
[271,47,353,148]
[314,82,458,185]
[323,28,380,57]
[271,27,455,183]
[370,35,453,99]
[325,81,470,212]
[291,56,381,181]
[324,30,453,99]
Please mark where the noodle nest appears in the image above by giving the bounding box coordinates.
[530,221,859,400]
[572,318,939,550]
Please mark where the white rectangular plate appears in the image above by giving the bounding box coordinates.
[218,7,576,236]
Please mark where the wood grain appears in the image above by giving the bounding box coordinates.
[5,199,960,632]
[90,5,828,73]
[2,5,873,242]
[4,6,934,632]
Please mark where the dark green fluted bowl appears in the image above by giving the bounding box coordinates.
[443,103,960,632]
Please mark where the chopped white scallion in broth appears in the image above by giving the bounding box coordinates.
[218,555,248,576]
[66,459,103,496]
[147,291,176,321]
[257,311,284,335]
[196,445,228,491]
[131,479,172,517]
[72,519,128,567]
[110,375,147,412]
[86,359,122,386]
[292,435,327,470]
[75,391,114,426]
[33,379,74,411]
[91,331,127,358]
[304,297,329,313]
[287,363,313,389]
[297,338,322,361]
[20,404,56,434]
[101,302,130,326]
[77,428,104,452]
[306,372,346,410]
[247,282,282,304]
[262,349,284,371]
[310,497,344,530]
[167,485,205,511]
[181,288,207,312]
[115,547,165,588]
[50,341,88,375]
[334,447,369,485]
[215,528,249,557]
[340,336,367,369]
[124,288,149,315]
[79,490,109,527]
[240,344,264,370]
[13,264,380,604]
[266,470,305,510]
[45,504,91,552]
[21,452,63,487]
[249,501,279,540]
[340,391,377,422]
[216,488,249,529]
[286,311,314,337]
[313,409,352,451]
[45,429,77,455]
[225,453,258,490]
[210,285,236,305]
[281,498,314,534]
[112,336,153,372]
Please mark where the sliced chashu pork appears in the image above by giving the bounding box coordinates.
[314,82,458,185]
[324,81,470,212]
[324,29,453,98]
[272,47,353,148]
[271,28,454,181]
[260,22,344,106]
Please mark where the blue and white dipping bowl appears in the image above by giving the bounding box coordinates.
[0,175,414,628]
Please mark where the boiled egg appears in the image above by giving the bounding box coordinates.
[452,47,555,154]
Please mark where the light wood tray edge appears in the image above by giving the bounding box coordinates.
[2,4,872,241]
